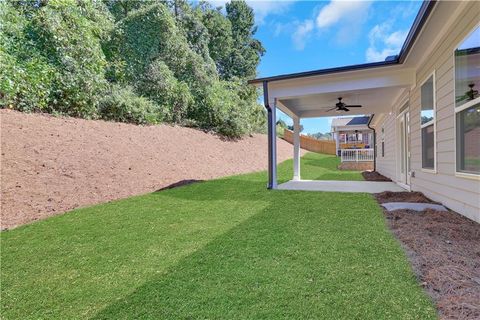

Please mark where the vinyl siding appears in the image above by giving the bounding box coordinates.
[376,113,397,180]
[376,2,480,222]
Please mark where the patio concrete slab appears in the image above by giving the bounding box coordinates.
[381,202,448,212]
[277,180,406,193]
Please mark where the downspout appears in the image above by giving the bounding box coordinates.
[367,114,376,172]
[263,81,274,189]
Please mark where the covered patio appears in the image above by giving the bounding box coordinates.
[278,180,405,193]
[250,62,415,191]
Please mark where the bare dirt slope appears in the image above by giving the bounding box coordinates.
[1,110,302,229]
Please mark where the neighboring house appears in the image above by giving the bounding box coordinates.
[250,1,480,223]
[330,116,374,154]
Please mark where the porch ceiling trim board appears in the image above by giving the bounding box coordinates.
[264,67,416,119]
[268,66,416,101]
[275,99,299,119]
[282,86,411,119]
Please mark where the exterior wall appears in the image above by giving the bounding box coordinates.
[375,113,397,181]
[376,3,480,222]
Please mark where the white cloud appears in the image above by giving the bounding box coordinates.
[207,0,295,24]
[292,20,314,50]
[316,0,370,29]
[365,22,408,62]
[289,0,372,50]
[248,1,295,25]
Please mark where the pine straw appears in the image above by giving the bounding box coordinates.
[377,194,480,320]
[375,191,436,204]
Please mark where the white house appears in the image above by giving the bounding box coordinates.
[249,0,480,223]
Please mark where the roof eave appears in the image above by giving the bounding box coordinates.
[248,60,398,85]
[248,0,437,85]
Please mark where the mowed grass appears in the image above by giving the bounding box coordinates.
[1,153,435,319]
[278,151,364,182]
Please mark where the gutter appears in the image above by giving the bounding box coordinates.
[248,60,397,84]
[263,81,276,189]
[367,115,376,172]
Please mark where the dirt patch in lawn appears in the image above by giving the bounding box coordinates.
[375,192,480,320]
[1,110,304,229]
[362,171,392,181]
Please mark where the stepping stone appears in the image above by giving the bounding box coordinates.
[381,202,448,212]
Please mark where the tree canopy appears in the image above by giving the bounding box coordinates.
[0,0,266,137]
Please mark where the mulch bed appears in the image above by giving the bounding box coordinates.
[362,171,392,181]
[375,191,436,204]
[374,191,480,320]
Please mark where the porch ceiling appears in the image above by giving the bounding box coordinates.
[279,86,405,118]
[262,65,415,119]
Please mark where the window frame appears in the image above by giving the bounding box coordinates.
[420,71,437,173]
[453,24,480,179]
[381,125,385,157]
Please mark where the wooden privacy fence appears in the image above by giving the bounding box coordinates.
[283,129,336,155]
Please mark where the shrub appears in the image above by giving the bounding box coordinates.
[136,60,194,123]
[29,0,114,118]
[99,85,160,125]
[195,81,250,138]
[0,2,57,111]
[1,0,267,138]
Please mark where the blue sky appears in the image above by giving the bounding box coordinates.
[240,0,422,134]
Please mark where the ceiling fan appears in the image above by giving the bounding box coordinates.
[456,83,478,103]
[326,97,362,112]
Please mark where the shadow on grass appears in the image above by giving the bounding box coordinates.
[1,155,432,319]
[92,181,435,320]
[302,158,340,170]
[155,179,204,192]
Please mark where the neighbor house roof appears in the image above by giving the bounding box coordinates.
[248,0,437,85]
[331,116,372,132]
[331,118,352,127]
[347,116,371,125]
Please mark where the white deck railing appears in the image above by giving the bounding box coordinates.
[341,149,374,162]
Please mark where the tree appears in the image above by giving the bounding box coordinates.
[224,0,265,80]
[198,2,234,79]
[1,0,114,117]
[276,119,287,128]
[2,0,267,138]
[307,132,333,140]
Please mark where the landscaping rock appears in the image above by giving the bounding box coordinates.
[381,202,448,212]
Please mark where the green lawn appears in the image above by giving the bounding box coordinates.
[1,153,435,319]
[278,151,364,182]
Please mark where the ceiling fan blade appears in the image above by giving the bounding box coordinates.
[325,106,338,112]
[343,108,350,112]
[345,105,362,108]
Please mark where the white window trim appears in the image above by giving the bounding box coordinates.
[420,71,437,173]
[453,23,480,178]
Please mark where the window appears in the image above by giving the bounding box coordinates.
[455,26,480,175]
[421,74,435,170]
[346,133,362,142]
[456,103,480,174]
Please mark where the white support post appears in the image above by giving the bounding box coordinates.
[271,100,278,188]
[335,132,340,156]
[293,116,301,181]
